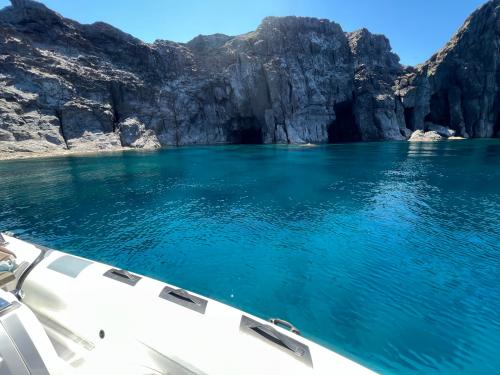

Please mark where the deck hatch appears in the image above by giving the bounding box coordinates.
[47,255,93,278]
[240,315,313,367]
[159,286,208,314]
[103,268,141,286]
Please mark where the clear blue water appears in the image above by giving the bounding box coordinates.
[0,140,499,374]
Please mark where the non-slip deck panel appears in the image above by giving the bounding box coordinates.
[47,255,93,278]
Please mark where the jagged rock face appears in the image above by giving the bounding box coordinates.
[396,0,500,138]
[0,2,360,151]
[348,29,406,141]
[206,17,356,144]
[0,0,498,155]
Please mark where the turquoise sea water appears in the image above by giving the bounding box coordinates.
[0,140,499,374]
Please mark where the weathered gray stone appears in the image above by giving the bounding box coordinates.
[348,29,407,141]
[118,117,160,149]
[424,122,456,137]
[396,0,499,139]
[0,0,498,157]
[408,130,443,142]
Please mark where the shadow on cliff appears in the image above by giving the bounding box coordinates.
[328,100,361,143]
[227,117,264,144]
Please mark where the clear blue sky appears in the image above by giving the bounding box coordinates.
[0,0,487,65]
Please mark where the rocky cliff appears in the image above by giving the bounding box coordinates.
[0,0,498,155]
[396,0,500,138]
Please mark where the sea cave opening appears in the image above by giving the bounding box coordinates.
[404,107,415,130]
[328,100,360,143]
[233,127,263,144]
[424,92,450,127]
[228,117,264,144]
[494,112,500,138]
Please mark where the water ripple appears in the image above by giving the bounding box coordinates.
[0,141,499,374]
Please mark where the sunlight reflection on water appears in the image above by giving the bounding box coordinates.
[0,140,499,374]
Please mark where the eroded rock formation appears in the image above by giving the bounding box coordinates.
[395,0,500,138]
[0,0,498,155]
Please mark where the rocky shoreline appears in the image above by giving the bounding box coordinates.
[0,147,137,161]
[0,137,472,161]
[0,0,498,159]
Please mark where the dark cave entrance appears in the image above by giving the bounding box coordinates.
[228,117,264,144]
[232,127,263,144]
[424,92,451,127]
[494,94,500,138]
[494,112,500,138]
[328,100,360,143]
[404,107,415,130]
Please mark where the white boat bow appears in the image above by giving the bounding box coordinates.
[0,232,375,374]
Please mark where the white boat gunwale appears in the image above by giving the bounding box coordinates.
[0,232,376,374]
